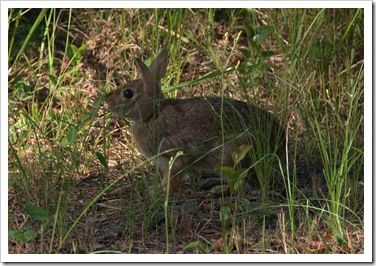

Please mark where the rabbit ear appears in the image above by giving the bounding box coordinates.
[134,58,153,89]
[150,49,168,83]
[134,49,168,96]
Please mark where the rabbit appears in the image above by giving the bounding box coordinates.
[106,49,285,192]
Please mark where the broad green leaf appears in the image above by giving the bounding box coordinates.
[61,127,78,147]
[93,95,106,107]
[79,112,92,123]
[184,240,205,250]
[232,144,252,166]
[10,78,32,99]
[66,44,77,61]
[220,166,235,177]
[95,152,108,171]
[67,127,78,143]
[229,168,250,192]
[9,227,38,243]
[25,203,49,223]
[219,166,235,179]
[220,206,231,225]
[252,26,274,45]
[60,137,69,147]
[66,43,85,66]
[144,57,153,67]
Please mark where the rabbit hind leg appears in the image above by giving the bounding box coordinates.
[157,156,185,193]
[196,150,234,190]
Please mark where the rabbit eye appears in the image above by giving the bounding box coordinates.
[123,89,134,99]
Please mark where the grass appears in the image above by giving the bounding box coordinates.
[7,8,364,254]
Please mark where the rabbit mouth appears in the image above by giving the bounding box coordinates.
[116,101,137,118]
[108,102,130,118]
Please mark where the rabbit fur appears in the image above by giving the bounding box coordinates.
[106,49,285,192]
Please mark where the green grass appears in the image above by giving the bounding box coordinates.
[8,8,364,254]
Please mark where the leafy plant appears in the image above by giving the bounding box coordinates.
[219,144,252,193]
[9,204,49,244]
[9,227,38,244]
[184,240,210,254]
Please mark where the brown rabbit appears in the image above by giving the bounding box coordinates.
[106,49,285,192]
